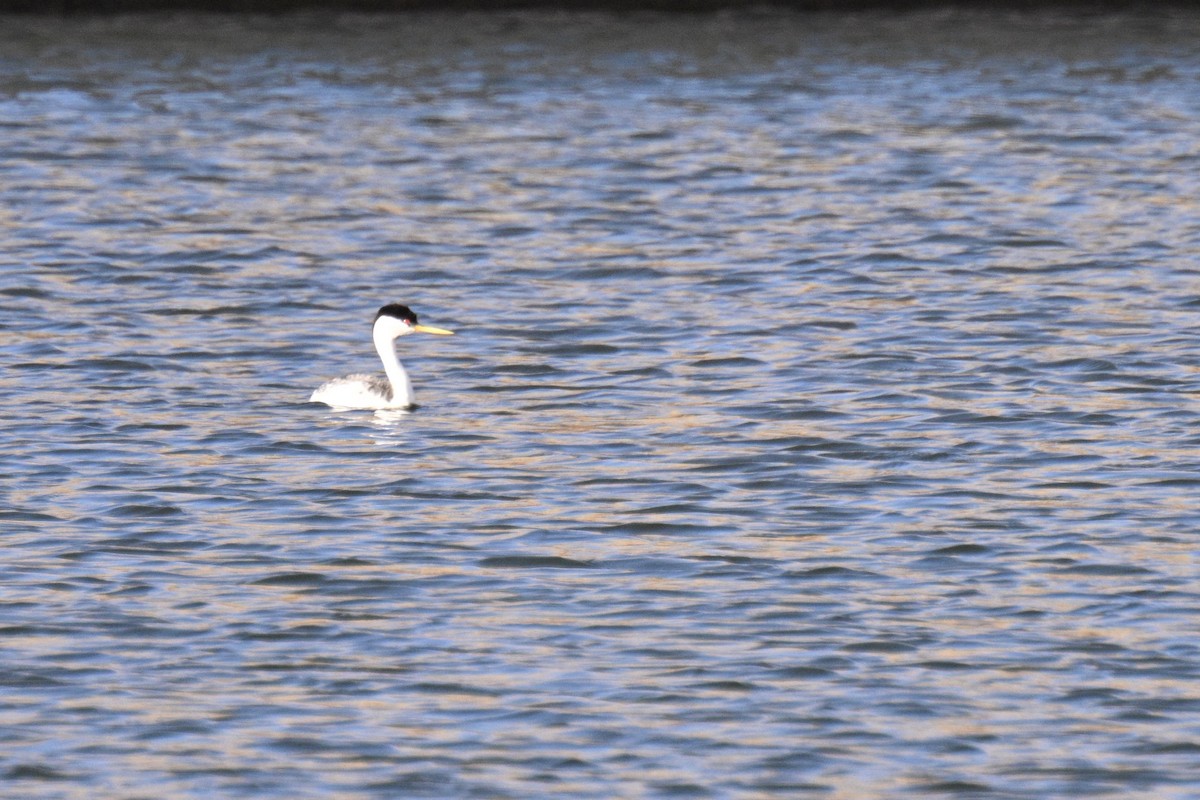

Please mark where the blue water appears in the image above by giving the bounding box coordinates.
[3,10,1200,798]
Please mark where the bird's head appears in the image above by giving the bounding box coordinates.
[374,303,454,339]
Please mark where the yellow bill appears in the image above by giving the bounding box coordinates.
[413,324,455,335]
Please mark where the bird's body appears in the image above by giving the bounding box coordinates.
[309,373,403,410]
[310,304,453,410]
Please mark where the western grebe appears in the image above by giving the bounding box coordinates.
[310,303,454,410]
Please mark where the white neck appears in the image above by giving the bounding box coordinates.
[373,325,413,406]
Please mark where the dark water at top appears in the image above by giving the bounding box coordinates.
[2,10,1200,798]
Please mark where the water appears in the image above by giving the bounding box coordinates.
[3,10,1200,798]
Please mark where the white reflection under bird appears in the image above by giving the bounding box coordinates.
[310,303,454,410]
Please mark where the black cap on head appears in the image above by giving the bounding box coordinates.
[375,304,418,325]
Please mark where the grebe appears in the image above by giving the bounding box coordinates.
[310,303,454,410]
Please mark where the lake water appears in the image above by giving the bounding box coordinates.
[2,9,1200,798]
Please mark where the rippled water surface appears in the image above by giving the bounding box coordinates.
[3,10,1200,798]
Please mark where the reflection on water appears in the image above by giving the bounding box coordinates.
[2,9,1200,799]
